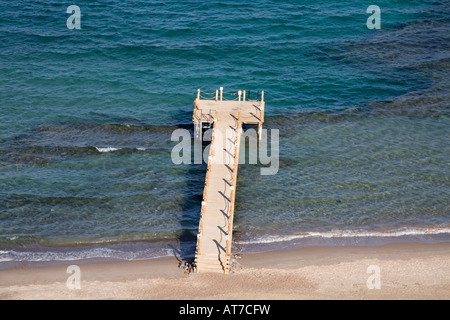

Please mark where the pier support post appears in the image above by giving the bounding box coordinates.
[195,121,202,140]
[258,123,262,141]
[194,109,203,140]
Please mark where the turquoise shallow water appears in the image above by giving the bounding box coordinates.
[0,1,449,264]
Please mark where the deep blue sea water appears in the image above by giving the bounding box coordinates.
[0,0,449,266]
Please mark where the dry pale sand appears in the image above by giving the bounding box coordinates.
[0,242,449,300]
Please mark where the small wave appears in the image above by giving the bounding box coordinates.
[95,147,119,153]
[95,146,147,153]
[237,226,450,245]
[0,243,174,263]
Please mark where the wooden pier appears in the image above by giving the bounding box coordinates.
[193,88,265,273]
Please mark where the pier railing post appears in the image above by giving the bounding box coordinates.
[197,89,201,100]
[261,102,264,124]
[220,87,223,101]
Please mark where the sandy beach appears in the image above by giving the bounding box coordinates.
[0,242,449,300]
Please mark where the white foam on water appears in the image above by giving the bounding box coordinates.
[236,226,450,245]
[95,147,147,153]
[0,244,174,263]
[95,147,120,153]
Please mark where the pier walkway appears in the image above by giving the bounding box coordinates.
[193,88,265,273]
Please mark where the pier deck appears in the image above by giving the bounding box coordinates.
[193,88,265,273]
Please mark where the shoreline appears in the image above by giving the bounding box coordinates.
[2,225,450,271]
[1,241,449,300]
